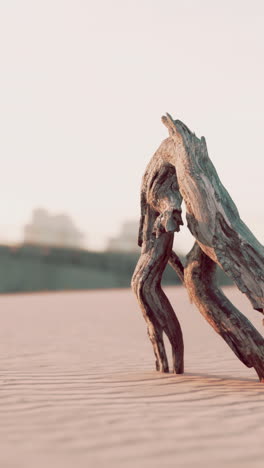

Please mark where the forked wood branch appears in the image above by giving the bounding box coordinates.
[132,115,264,381]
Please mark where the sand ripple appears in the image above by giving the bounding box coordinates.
[0,287,263,467]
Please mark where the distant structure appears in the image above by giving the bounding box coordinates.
[106,221,139,252]
[24,208,84,249]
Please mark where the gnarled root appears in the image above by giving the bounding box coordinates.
[131,231,184,374]
[185,242,264,381]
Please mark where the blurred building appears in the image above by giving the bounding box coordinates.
[24,208,84,249]
[106,221,139,252]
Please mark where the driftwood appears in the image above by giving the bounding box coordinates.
[132,115,264,381]
[132,144,184,373]
[162,115,264,312]
[185,243,264,382]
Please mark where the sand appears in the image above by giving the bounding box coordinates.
[0,286,264,468]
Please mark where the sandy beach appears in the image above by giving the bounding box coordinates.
[1,286,264,468]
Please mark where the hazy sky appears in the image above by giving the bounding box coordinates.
[0,0,263,252]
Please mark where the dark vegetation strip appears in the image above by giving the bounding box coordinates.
[0,244,232,293]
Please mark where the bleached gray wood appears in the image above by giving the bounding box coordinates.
[185,242,264,382]
[132,141,184,373]
[132,114,264,381]
[162,114,264,313]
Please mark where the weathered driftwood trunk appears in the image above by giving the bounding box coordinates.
[185,242,264,382]
[132,114,264,381]
[162,114,264,313]
[132,145,184,373]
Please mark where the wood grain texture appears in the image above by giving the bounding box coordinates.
[185,242,264,382]
[132,139,184,373]
[132,115,264,380]
[162,114,264,313]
